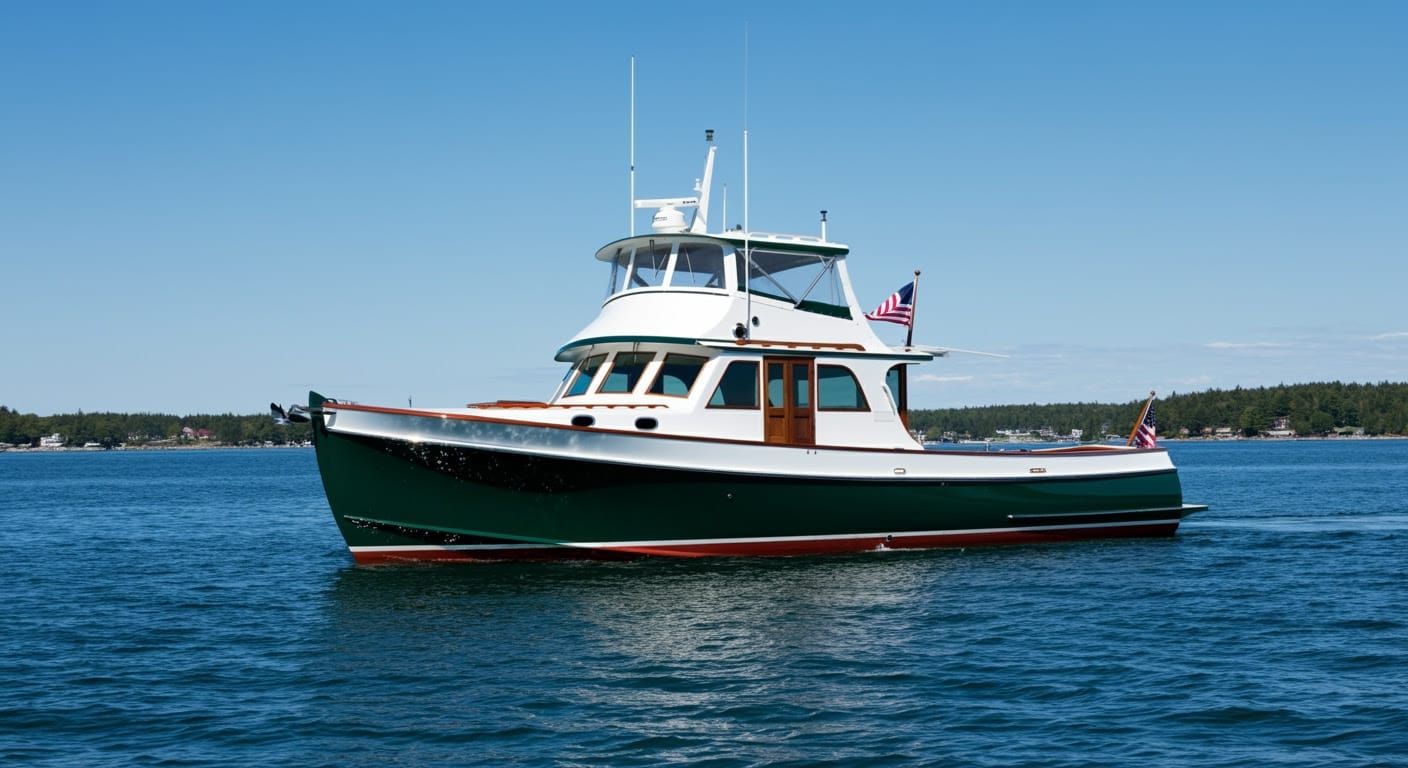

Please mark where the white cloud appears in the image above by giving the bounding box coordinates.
[1371,331,1408,341]
[914,374,975,383]
[1205,341,1290,350]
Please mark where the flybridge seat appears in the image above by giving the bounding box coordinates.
[594,233,854,319]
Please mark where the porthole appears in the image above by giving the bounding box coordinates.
[571,415,595,427]
[634,417,658,430]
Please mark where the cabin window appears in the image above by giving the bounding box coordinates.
[817,365,869,411]
[598,352,654,394]
[647,354,708,396]
[672,243,727,289]
[736,249,849,318]
[887,364,909,427]
[564,354,606,397]
[627,242,672,289]
[707,361,760,408]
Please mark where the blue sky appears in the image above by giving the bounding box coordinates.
[3,1,1405,414]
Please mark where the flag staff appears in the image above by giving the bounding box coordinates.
[904,269,921,348]
[1126,391,1156,447]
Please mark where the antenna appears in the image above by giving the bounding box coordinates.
[820,210,828,241]
[629,56,636,237]
[721,183,727,234]
[742,22,751,339]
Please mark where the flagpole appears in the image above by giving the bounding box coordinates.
[904,269,921,348]
[1126,391,1156,447]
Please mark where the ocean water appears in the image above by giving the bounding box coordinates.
[1,441,1406,767]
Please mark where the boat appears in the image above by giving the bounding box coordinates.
[284,133,1205,563]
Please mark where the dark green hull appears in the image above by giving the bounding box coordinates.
[310,397,1197,562]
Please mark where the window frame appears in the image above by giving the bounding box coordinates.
[595,351,656,395]
[816,364,870,412]
[886,363,910,427]
[646,353,710,398]
[706,360,762,410]
[562,354,607,398]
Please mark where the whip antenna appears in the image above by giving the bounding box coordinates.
[628,56,636,236]
[742,23,751,339]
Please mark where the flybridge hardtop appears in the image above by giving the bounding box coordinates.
[291,128,1204,563]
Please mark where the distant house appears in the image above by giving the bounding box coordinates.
[195,428,212,440]
[1214,427,1236,438]
[1265,417,1295,438]
[39,433,65,448]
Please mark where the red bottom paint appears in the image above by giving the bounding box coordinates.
[349,522,1182,564]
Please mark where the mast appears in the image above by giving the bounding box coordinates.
[742,24,751,339]
[689,130,716,234]
[629,56,635,237]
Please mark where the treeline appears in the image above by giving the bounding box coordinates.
[0,407,311,447]
[910,381,1408,440]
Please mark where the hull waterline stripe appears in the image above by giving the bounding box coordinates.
[1006,503,1206,521]
[346,517,1183,554]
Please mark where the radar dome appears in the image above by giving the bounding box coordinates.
[651,206,688,233]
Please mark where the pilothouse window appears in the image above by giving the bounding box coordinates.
[564,354,606,397]
[598,352,654,394]
[648,354,707,396]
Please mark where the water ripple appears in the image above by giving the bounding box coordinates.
[2,443,1407,765]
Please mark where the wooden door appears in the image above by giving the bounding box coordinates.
[763,357,815,446]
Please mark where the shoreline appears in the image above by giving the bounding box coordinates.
[7,436,1407,454]
[1,443,311,453]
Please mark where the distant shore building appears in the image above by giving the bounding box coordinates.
[39,433,65,448]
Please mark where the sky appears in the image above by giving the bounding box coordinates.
[2,1,1405,415]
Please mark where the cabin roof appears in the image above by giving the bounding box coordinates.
[594,232,850,261]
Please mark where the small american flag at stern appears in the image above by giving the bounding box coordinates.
[865,282,915,326]
[1134,401,1158,449]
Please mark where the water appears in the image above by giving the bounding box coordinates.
[1,442,1406,767]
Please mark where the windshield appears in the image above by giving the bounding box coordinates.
[605,239,735,297]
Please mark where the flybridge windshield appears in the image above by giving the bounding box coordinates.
[605,239,730,296]
[600,237,851,318]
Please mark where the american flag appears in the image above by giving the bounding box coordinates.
[865,282,915,326]
[1134,401,1158,448]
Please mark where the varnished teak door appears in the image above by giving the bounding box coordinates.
[763,357,815,446]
